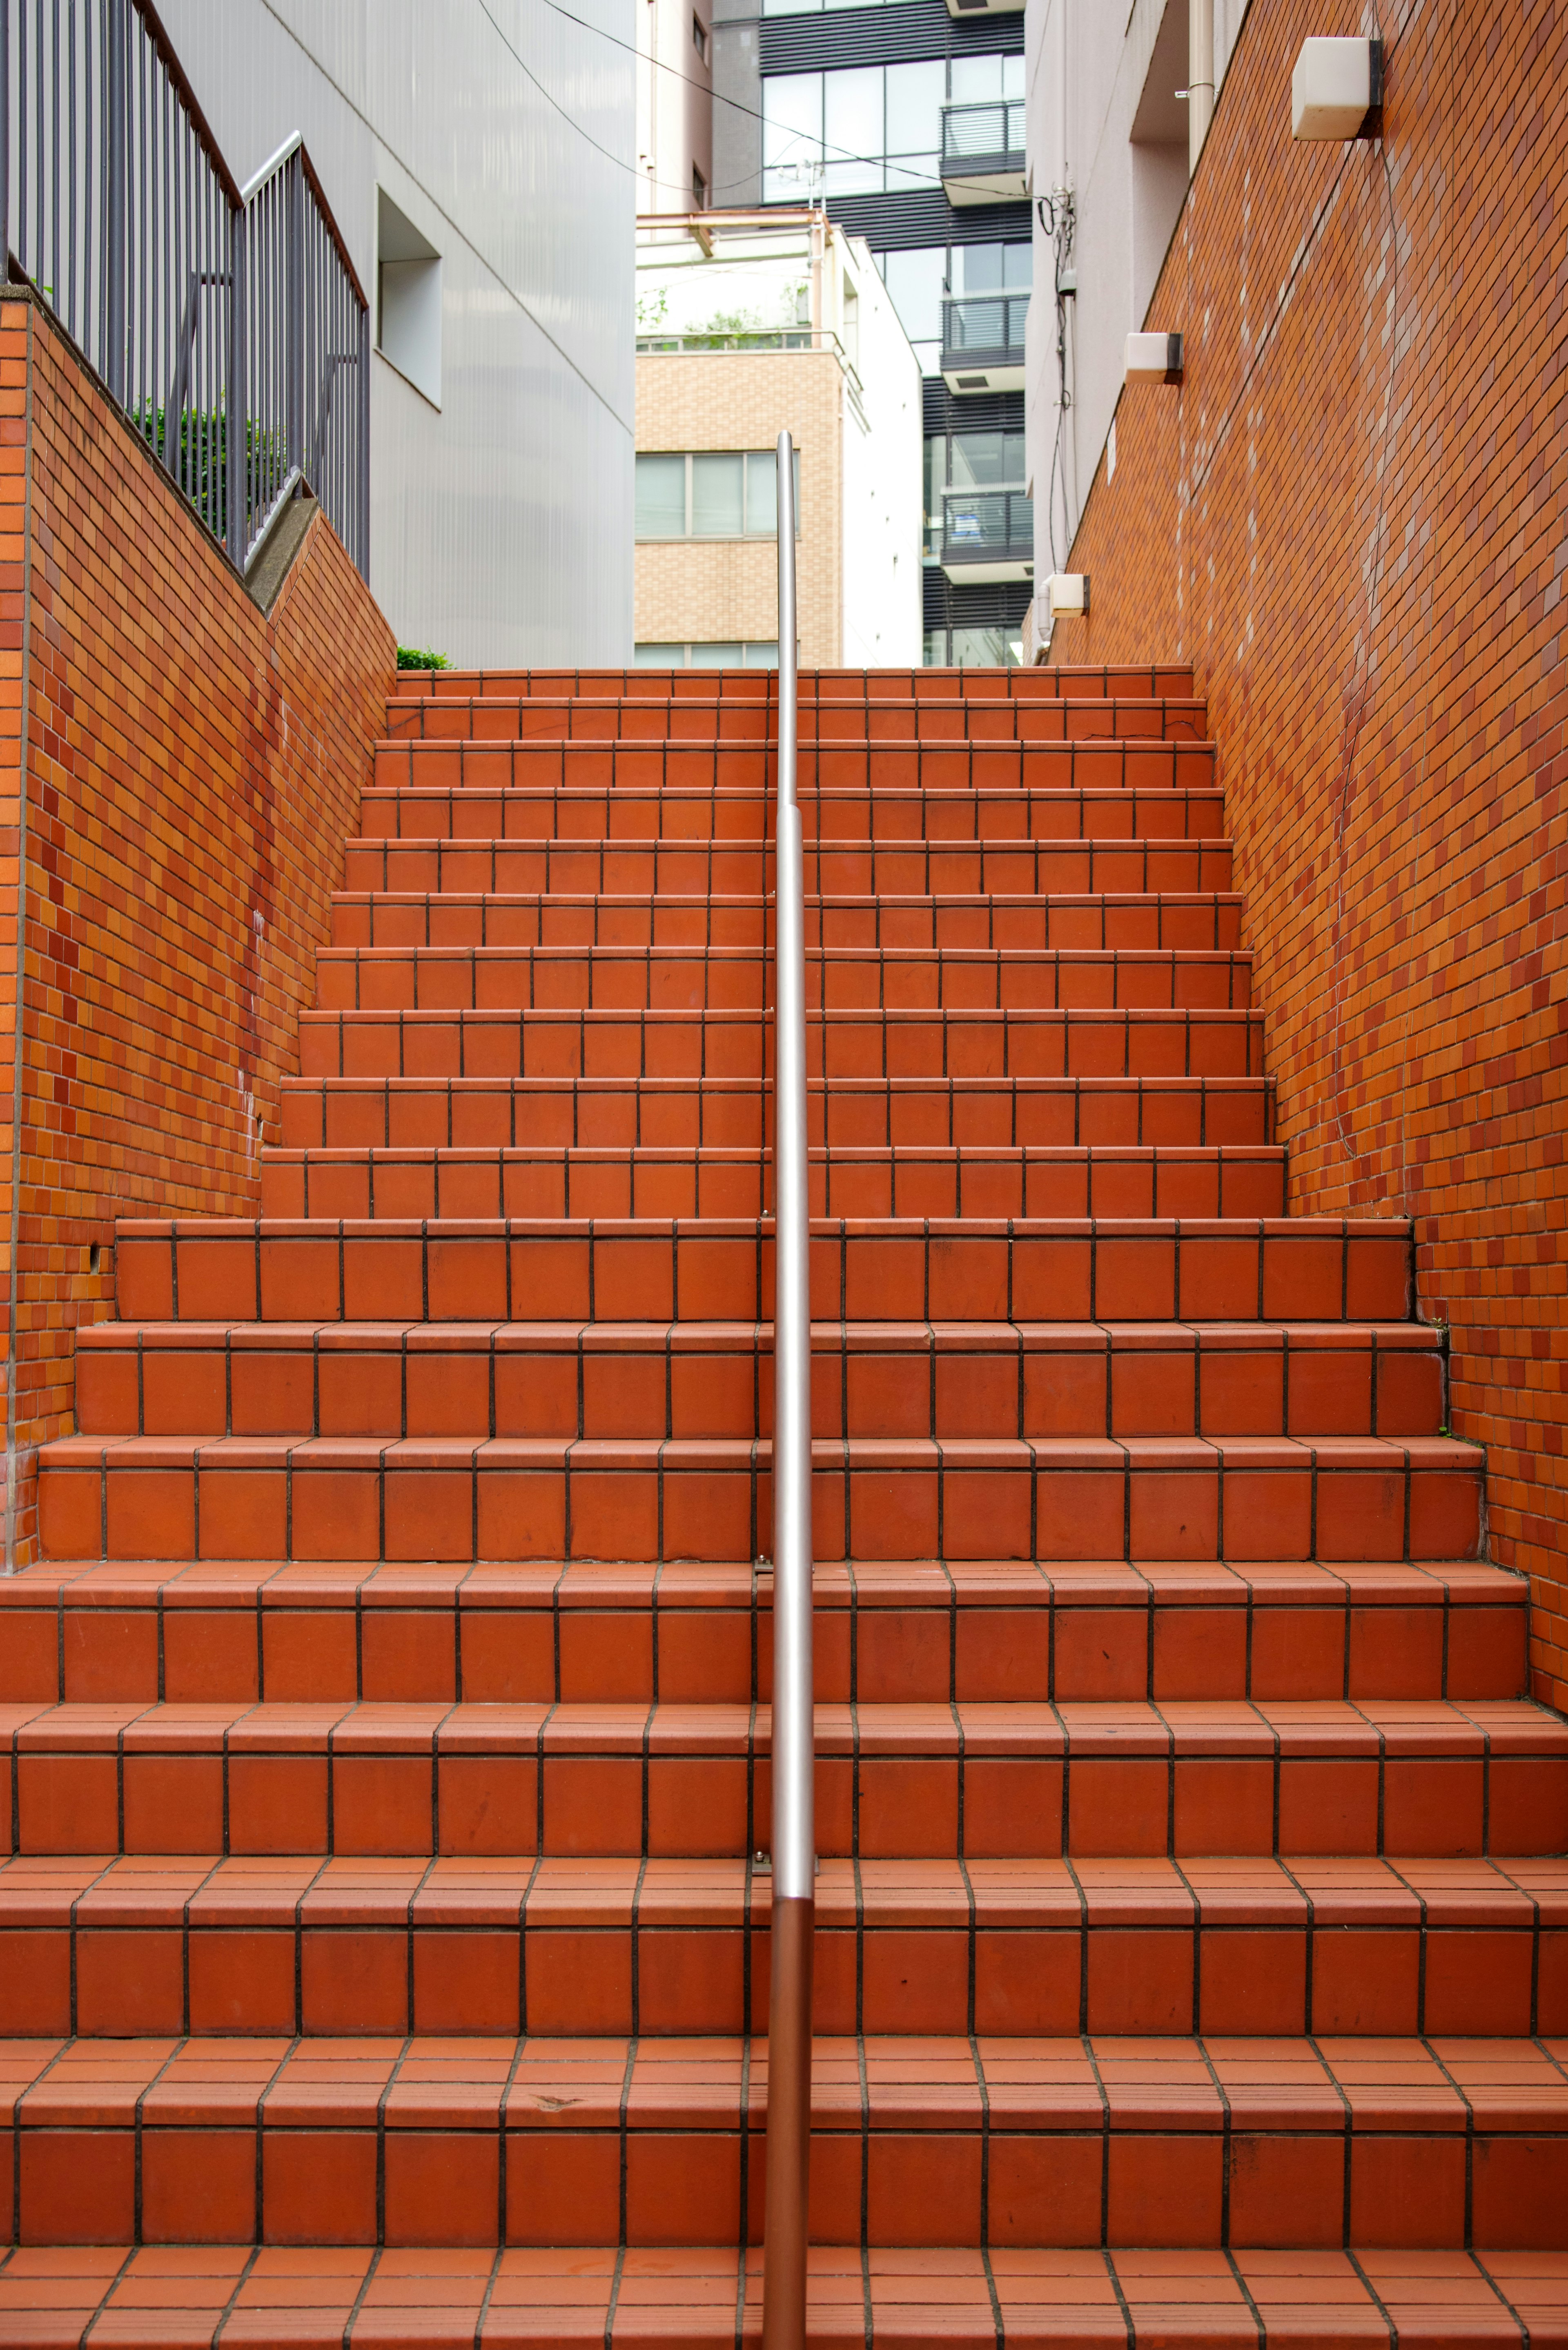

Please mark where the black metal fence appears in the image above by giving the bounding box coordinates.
[940,100,1027,165]
[0,0,368,579]
[942,292,1029,364]
[942,487,1033,562]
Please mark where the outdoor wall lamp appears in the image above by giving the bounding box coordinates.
[1292,37,1383,140]
[1125,332,1183,385]
[1047,573,1089,619]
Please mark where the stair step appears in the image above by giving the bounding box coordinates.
[37,1429,1483,1568]
[311,944,1256,1015]
[355,784,1227,844]
[71,1320,1446,1443]
[370,740,1216,795]
[2,2032,1567,2248]
[2,1853,1564,2040]
[259,1142,1288,1222]
[392,662,1197,703]
[341,839,1238,895]
[294,1006,1268,1083]
[0,1559,1523,1706]
[107,1219,1403,1327]
[278,1074,1277,1153]
[4,1696,1556,1858]
[2,2242,1559,2346]
[381,693,1208,745]
[330,887,1248,951]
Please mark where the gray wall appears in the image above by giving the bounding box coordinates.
[161,0,637,666]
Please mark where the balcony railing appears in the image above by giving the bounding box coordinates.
[941,488,1033,580]
[940,292,1029,389]
[0,0,369,579]
[939,101,1028,203]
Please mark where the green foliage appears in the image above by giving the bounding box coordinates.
[397,646,450,670]
[131,402,285,541]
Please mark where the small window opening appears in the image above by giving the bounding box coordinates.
[693,14,709,59]
[377,187,443,407]
[692,163,708,209]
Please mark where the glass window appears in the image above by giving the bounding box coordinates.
[1003,239,1033,288]
[957,244,1002,293]
[949,430,1026,488]
[1003,54,1025,98]
[744,642,781,667]
[823,66,884,194]
[950,624,1020,667]
[745,449,778,535]
[635,453,686,537]
[635,643,685,666]
[691,643,745,664]
[880,246,947,347]
[763,73,822,198]
[692,452,744,535]
[884,60,944,188]
[949,54,1005,104]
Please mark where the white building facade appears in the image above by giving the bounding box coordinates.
[160,0,636,667]
[1025,0,1249,588]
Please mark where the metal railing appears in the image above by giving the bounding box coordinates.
[762,423,813,2350]
[0,0,368,579]
[942,486,1034,560]
[942,290,1030,362]
[243,134,369,576]
[940,98,1027,164]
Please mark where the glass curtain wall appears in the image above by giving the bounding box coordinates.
[762,55,1022,202]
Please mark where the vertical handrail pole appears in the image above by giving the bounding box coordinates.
[285,143,302,477]
[226,197,245,567]
[358,285,370,577]
[0,0,11,276]
[762,426,813,2350]
[105,0,125,403]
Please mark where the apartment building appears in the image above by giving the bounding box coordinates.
[712,0,1033,665]
[635,212,922,667]
[158,0,635,666]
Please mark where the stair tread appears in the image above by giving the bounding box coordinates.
[5,1850,1566,1926]
[0,2241,1559,2348]
[5,1694,1557,1750]
[5,2029,1568,2123]
[75,1318,1440,1347]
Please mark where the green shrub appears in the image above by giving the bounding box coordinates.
[397,645,450,670]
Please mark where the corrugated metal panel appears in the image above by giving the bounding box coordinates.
[759,0,1022,71]
[157,0,635,667]
[922,380,1024,433]
[820,191,1031,248]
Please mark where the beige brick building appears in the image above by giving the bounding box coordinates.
[635,213,922,669]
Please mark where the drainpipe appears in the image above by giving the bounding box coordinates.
[1188,0,1214,172]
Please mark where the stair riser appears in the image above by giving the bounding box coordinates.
[0,1914,1557,2039]
[369,745,1216,793]
[311,952,1255,1017]
[355,789,1227,844]
[381,700,1208,746]
[330,894,1249,952]
[259,1147,1288,1223]
[293,1011,1269,1084]
[341,843,1238,894]
[0,1592,1522,1707]
[74,1338,1445,1443]
[390,666,1197,702]
[113,1224,1394,1327]
[37,1455,1481,1567]
[1,1744,1557,1859]
[278,1076,1277,1154]
[2,2115,1562,2250]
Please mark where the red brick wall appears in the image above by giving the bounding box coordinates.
[1049,0,1568,1699]
[0,292,394,1562]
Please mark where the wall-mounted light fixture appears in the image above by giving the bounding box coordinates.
[1291,37,1383,140]
[1047,573,1089,619]
[1125,332,1183,386]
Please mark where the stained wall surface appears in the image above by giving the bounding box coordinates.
[1045,0,1568,1698]
[0,293,393,1562]
[158,0,637,668]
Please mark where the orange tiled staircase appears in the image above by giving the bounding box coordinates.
[3,662,1567,2344]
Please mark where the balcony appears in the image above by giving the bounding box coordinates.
[940,101,1028,206]
[940,488,1033,584]
[940,292,1028,394]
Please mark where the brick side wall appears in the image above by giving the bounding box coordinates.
[1047,0,1568,1698]
[0,293,394,1561]
[635,350,841,662]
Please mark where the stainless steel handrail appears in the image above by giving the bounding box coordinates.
[762,425,813,2350]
